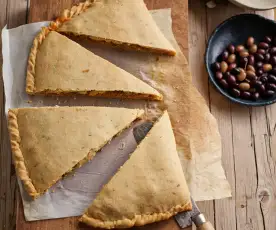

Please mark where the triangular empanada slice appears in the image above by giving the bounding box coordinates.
[52,0,176,56]
[8,106,144,198]
[80,111,192,229]
[26,29,162,100]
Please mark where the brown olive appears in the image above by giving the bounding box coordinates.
[264,36,272,43]
[246,70,256,80]
[241,91,251,99]
[263,64,272,72]
[270,47,276,54]
[256,69,264,76]
[237,69,247,81]
[256,61,263,69]
[239,82,250,91]
[264,53,271,63]
[268,74,276,83]
[249,44,257,54]
[255,53,264,61]
[266,83,276,91]
[228,44,235,54]
[228,63,237,71]
[259,42,269,49]
[236,45,245,53]
[219,79,228,89]
[247,37,255,47]
[221,61,228,73]
[231,88,240,97]
[221,51,229,61]
[257,49,266,55]
[248,55,255,65]
[252,92,260,100]
[264,90,275,97]
[216,71,223,80]
[228,54,236,63]
[240,51,249,58]
[270,56,276,65]
[247,65,255,72]
[227,75,236,85]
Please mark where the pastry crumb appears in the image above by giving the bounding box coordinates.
[118,142,126,150]
[82,69,89,73]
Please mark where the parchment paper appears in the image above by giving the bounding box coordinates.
[2,9,231,221]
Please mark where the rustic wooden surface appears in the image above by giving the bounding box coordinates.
[0,0,276,230]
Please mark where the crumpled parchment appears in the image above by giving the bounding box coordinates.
[2,9,231,221]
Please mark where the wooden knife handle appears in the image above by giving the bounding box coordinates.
[197,221,215,230]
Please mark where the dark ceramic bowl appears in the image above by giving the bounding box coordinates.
[205,13,276,106]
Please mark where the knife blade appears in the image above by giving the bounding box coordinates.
[133,121,153,144]
[175,197,215,229]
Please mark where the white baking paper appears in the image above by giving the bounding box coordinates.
[2,9,231,221]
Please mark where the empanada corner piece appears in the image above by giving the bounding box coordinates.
[55,0,176,56]
[7,106,144,198]
[79,111,192,229]
[26,27,162,100]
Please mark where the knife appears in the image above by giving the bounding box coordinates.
[133,123,215,230]
[175,198,215,230]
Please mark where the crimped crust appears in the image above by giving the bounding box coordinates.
[26,1,93,94]
[80,202,192,229]
[7,109,39,197]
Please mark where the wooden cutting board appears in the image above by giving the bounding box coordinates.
[16,0,189,229]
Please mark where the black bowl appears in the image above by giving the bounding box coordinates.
[205,13,276,106]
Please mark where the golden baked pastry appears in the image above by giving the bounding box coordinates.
[54,0,176,56]
[8,106,144,198]
[80,111,192,229]
[26,29,162,100]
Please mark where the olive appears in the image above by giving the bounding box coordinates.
[231,68,241,75]
[228,63,237,71]
[260,74,268,83]
[257,49,266,55]
[264,90,275,97]
[259,42,269,49]
[216,71,223,80]
[221,61,228,73]
[247,65,255,72]
[248,55,255,66]
[266,83,276,91]
[241,91,251,99]
[255,53,264,61]
[221,51,229,61]
[236,45,245,53]
[239,82,250,91]
[247,37,255,47]
[213,62,221,71]
[268,74,276,83]
[264,36,272,43]
[231,88,241,97]
[252,80,262,88]
[249,44,257,54]
[237,69,247,81]
[256,61,263,69]
[270,47,276,54]
[271,66,276,75]
[263,64,272,72]
[228,44,235,54]
[220,79,229,89]
[227,75,236,85]
[244,78,251,83]
[252,92,260,100]
[259,84,266,93]
[264,53,271,63]
[240,51,249,58]
[228,54,236,63]
[249,88,256,93]
[270,56,276,65]
[224,71,231,78]
[256,69,264,76]
[246,70,257,80]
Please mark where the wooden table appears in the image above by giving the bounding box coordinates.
[0,0,276,230]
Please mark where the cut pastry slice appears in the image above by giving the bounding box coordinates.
[53,0,176,56]
[26,30,162,100]
[80,111,192,229]
[8,106,144,198]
